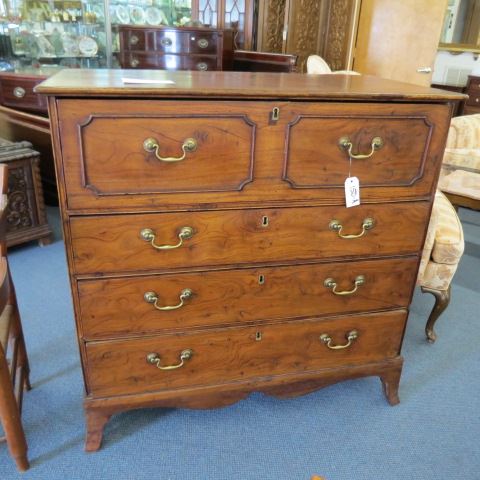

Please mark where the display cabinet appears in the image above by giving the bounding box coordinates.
[0,1,199,70]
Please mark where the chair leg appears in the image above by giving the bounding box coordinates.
[421,285,451,343]
[0,347,29,471]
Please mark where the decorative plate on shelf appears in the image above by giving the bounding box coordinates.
[145,7,168,25]
[115,5,130,24]
[61,34,80,56]
[78,36,98,56]
[130,6,146,25]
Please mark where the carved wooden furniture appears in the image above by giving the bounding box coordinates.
[37,69,460,451]
[118,25,234,71]
[461,75,480,115]
[192,0,255,49]
[256,0,358,72]
[0,70,58,205]
[438,113,480,210]
[0,164,32,471]
[0,139,52,247]
[0,72,48,114]
[417,191,464,343]
[232,50,297,72]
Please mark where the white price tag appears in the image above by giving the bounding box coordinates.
[345,176,360,208]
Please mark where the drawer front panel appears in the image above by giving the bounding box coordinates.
[70,202,430,275]
[59,100,254,198]
[121,53,219,71]
[466,91,480,107]
[55,100,450,211]
[283,103,444,190]
[0,77,47,111]
[85,310,407,396]
[78,257,418,339]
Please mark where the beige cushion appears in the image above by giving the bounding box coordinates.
[417,191,464,290]
[439,169,480,201]
[446,113,480,149]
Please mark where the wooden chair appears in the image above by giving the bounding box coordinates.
[0,163,31,471]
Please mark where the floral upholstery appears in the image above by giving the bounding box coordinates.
[439,114,480,202]
[417,191,464,291]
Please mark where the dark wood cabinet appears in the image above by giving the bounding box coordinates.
[118,25,234,71]
[463,75,480,115]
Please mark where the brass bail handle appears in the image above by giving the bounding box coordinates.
[140,226,194,250]
[146,349,193,370]
[143,137,197,162]
[144,288,193,311]
[320,330,358,350]
[324,275,365,296]
[339,136,384,160]
[329,217,375,239]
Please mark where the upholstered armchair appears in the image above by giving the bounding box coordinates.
[417,191,465,342]
[438,113,480,210]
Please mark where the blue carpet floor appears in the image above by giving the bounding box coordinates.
[1,206,479,480]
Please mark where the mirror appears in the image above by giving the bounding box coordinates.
[439,0,480,51]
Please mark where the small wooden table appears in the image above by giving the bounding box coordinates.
[0,139,52,247]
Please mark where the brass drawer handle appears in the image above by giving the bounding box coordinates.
[339,136,384,159]
[320,330,358,350]
[160,37,172,47]
[130,35,139,46]
[329,217,375,239]
[13,86,26,98]
[196,62,208,71]
[130,58,139,68]
[197,38,209,48]
[144,288,193,311]
[143,137,197,162]
[146,349,193,370]
[324,275,365,296]
[140,226,194,250]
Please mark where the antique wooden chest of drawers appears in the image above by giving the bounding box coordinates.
[118,25,234,71]
[37,70,460,451]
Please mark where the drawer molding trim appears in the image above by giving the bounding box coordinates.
[282,113,434,189]
[76,113,256,196]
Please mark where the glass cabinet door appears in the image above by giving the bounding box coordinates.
[0,0,108,70]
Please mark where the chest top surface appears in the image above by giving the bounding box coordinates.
[36,68,465,102]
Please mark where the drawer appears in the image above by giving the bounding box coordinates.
[58,99,254,205]
[120,29,220,54]
[282,102,448,191]
[466,91,480,107]
[0,76,47,112]
[55,100,450,211]
[85,310,407,396]
[78,257,418,339]
[121,53,219,71]
[70,202,431,275]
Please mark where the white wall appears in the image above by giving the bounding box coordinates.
[432,50,480,86]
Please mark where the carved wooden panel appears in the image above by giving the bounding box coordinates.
[7,164,34,231]
[323,0,358,71]
[257,0,287,53]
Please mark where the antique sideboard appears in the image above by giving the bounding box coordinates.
[37,70,461,451]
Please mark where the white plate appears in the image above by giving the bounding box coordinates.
[78,36,98,56]
[145,6,168,25]
[130,6,146,25]
[61,34,80,56]
[115,5,130,24]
